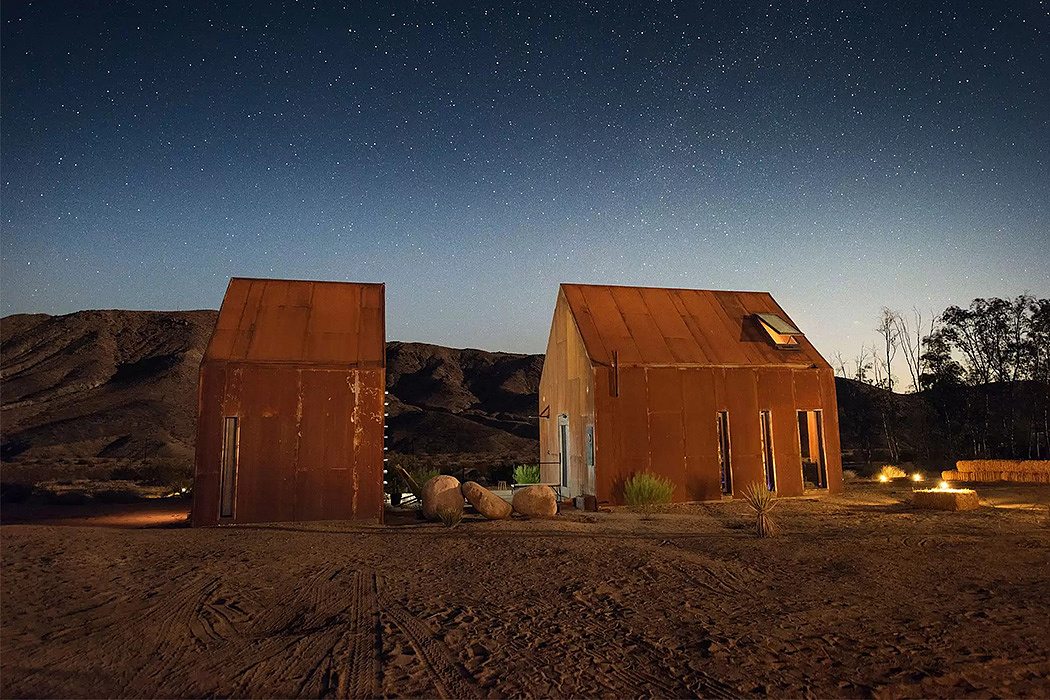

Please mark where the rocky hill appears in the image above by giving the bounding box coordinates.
[0,310,542,469]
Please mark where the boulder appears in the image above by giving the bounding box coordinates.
[422,475,464,520]
[462,481,512,520]
[512,484,557,518]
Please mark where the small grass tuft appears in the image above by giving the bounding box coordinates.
[436,507,463,528]
[742,482,779,538]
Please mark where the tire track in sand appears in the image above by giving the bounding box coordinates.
[376,577,482,699]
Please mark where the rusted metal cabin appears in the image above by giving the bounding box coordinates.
[538,284,843,505]
[192,278,386,526]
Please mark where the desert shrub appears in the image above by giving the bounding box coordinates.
[623,472,675,508]
[877,465,907,481]
[512,464,541,485]
[93,489,141,504]
[0,482,34,504]
[743,482,779,538]
[436,507,463,528]
[842,469,859,482]
[410,467,440,489]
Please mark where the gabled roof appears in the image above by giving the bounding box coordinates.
[560,283,829,368]
[203,277,384,366]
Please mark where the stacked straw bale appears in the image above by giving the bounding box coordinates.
[913,489,980,511]
[941,460,1050,484]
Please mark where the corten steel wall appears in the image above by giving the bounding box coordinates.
[540,284,844,505]
[589,365,843,504]
[192,278,385,526]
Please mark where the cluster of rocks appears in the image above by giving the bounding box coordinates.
[420,475,557,520]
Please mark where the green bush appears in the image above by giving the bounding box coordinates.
[623,472,675,507]
[513,464,541,485]
[411,467,440,487]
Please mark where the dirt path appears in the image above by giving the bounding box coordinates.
[3,483,1050,698]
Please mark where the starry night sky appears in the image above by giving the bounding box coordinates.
[3,1,1048,360]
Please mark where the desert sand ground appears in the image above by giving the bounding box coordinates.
[3,482,1050,699]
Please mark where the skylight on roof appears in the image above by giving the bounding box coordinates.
[755,313,804,349]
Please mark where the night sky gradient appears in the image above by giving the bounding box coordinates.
[3,1,1048,361]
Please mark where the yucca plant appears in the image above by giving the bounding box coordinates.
[623,472,675,517]
[436,506,463,529]
[513,464,541,485]
[742,482,779,538]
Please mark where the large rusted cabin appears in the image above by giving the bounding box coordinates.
[538,284,843,505]
[192,278,385,526]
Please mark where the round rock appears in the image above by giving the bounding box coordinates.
[462,481,512,520]
[512,484,558,518]
[422,474,464,520]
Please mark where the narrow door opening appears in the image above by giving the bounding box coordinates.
[798,410,828,488]
[759,410,776,491]
[585,425,595,493]
[716,411,732,496]
[558,414,570,488]
[220,416,239,518]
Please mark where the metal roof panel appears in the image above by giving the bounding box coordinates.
[559,283,829,368]
[204,278,384,366]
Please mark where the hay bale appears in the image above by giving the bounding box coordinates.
[953,460,1050,484]
[913,488,980,512]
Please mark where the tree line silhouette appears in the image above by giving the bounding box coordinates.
[833,295,1050,467]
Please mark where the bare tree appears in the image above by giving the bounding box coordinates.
[830,350,849,378]
[852,344,875,384]
[875,308,900,392]
[891,307,928,393]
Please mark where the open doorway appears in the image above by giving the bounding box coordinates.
[716,411,732,496]
[759,410,776,491]
[797,410,828,488]
[558,414,570,488]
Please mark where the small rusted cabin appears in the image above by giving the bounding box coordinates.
[538,284,843,504]
[192,277,386,526]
